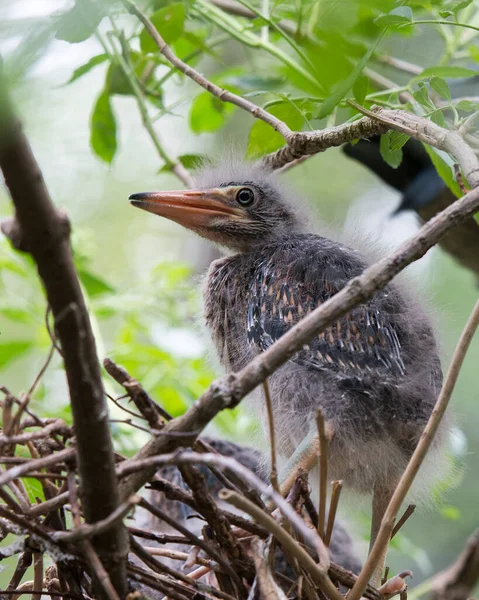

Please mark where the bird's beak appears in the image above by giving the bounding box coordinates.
[129,188,242,229]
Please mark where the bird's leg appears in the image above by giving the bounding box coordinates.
[369,484,395,588]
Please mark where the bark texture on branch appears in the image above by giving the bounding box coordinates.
[0,79,128,598]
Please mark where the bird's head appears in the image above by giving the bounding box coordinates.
[129,159,303,252]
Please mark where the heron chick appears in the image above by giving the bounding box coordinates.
[130,157,448,579]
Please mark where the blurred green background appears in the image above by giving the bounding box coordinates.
[1,0,478,595]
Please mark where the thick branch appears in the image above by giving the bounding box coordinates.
[0,80,128,597]
[119,184,479,500]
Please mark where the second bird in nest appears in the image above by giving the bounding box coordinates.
[130,157,449,573]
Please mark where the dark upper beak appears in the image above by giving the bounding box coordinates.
[129,188,242,229]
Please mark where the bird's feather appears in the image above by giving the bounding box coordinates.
[246,249,406,379]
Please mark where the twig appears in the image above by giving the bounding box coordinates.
[0,448,75,487]
[143,546,221,571]
[139,497,240,584]
[122,0,292,139]
[31,553,43,600]
[52,496,141,543]
[262,379,279,492]
[119,452,330,566]
[391,504,416,540]
[316,409,329,540]
[324,480,342,546]
[131,537,237,600]
[103,358,169,425]
[220,489,342,600]
[348,295,479,600]
[0,421,71,449]
[67,472,121,600]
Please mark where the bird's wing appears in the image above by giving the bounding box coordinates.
[246,256,405,378]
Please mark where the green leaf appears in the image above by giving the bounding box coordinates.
[90,91,117,164]
[140,4,185,53]
[423,144,462,198]
[418,66,478,79]
[317,31,384,119]
[22,478,46,504]
[374,7,413,27]
[429,76,451,101]
[55,0,104,43]
[0,341,32,368]
[413,84,435,110]
[389,131,410,152]
[189,92,235,133]
[65,54,108,84]
[430,110,446,127]
[158,154,203,174]
[469,45,479,63]
[78,268,115,297]
[247,101,303,158]
[379,132,403,169]
[353,75,369,106]
[455,99,479,112]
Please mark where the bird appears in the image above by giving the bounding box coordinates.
[129,156,447,582]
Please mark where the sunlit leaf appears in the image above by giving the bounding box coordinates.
[247,101,303,158]
[55,0,104,43]
[0,341,32,368]
[78,268,115,297]
[413,84,435,110]
[90,90,117,164]
[0,308,33,323]
[140,4,186,53]
[190,92,235,133]
[65,54,108,84]
[23,478,46,504]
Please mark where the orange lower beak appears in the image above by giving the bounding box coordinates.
[129,189,242,229]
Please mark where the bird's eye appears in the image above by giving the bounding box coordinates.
[236,187,255,207]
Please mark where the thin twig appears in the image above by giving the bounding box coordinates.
[316,409,329,540]
[391,504,416,540]
[122,0,292,139]
[262,379,279,493]
[324,480,342,546]
[220,489,342,600]
[348,295,479,600]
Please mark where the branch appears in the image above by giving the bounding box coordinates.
[118,183,479,500]
[0,77,128,597]
[348,295,479,600]
[430,529,479,600]
[122,0,292,139]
